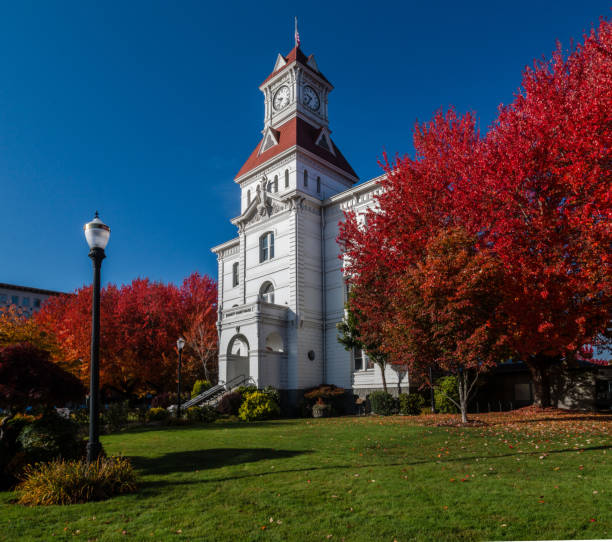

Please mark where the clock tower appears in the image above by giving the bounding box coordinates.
[261,46,332,132]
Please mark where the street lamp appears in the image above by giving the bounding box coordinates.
[83,212,110,464]
[176,337,186,419]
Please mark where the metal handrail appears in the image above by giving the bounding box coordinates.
[181,374,257,409]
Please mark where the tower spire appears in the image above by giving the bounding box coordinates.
[294,16,300,48]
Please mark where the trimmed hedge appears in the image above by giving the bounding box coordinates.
[398,393,425,415]
[369,391,397,416]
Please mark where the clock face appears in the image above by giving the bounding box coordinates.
[303,85,320,111]
[273,85,290,111]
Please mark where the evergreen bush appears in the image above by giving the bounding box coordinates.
[185,405,218,424]
[398,393,425,415]
[146,407,169,423]
[369,391,397,416]
[238,391,280,421]
[434,376,460,413]
[17,411,83,465]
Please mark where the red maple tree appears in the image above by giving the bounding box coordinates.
[466,18,612,405]
[339,18,611,408]
[35,273,218,397]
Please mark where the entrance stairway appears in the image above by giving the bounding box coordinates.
[181,374,255,410]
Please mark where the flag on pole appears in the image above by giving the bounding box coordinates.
[295,16,300,47]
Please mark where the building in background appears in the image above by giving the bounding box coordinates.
[0,282,65,316]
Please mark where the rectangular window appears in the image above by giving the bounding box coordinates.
[33,298,41,308]
[269,233,274,259]
[232,262,239,287]
[22,297,30,307]
[316,177,321,193]
[11,295,19,305]
[0,294,6,304]
[354,347,363,371]
[260,235,268,263]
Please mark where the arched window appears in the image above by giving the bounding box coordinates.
[260,281,275,304]
[274,175,278,193]
[316,176,321,193]
[266,177,272,192]
[303,169,308,187]
[259,232,274,263]
[232,262,239,287]
[247,189,251,205]
[285,169,289,188]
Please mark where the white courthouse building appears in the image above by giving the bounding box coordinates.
[212,44,408,406]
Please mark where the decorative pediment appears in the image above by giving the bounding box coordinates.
[273,53,287,72]
[231,177,289,230]
[259,127,280,155]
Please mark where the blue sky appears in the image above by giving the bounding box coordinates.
[1,1,609,293]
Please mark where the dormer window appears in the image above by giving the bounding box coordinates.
[259,232,275,263]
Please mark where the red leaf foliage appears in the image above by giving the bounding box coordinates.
[35,273,217,396]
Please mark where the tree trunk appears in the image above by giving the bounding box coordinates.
[379,362,388,393]
[528,355,555,408]
[458,372,468,423]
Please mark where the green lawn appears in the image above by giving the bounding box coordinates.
[1,412,611,541]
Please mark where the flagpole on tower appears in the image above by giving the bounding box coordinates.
[294,16,300,48]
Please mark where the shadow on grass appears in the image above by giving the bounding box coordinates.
[131,447,310,475]
[186,444,612,484]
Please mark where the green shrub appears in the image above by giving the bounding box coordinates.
[102,401,129,433]
[1,413,38,489]
[185,405,219,424]
[199,405,218,423]
[146,407,169,423]
[17,412,83,465]
[369,391,397,416]
[191,380,212,398]
[186,406,200,422]
[398,393,425,415]
[17,456,138,505]
[236,385,257,400]
[261,386,280,405]
[238,391,280,422]
[434,376,460,413]
[216,392,242,416]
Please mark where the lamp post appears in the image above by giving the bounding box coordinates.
[176,337,186,419]
[83,212,110,464]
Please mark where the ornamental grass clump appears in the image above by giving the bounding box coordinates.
[17,456,138,506]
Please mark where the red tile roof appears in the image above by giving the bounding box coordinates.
[235,117,358,180]
[261,46,331,87]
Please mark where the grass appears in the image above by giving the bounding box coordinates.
[1,409,611,541]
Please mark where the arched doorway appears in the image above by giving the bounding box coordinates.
[227,334,250,383]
